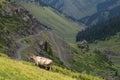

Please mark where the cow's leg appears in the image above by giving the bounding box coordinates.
[39,65,45,69]
[46,67,50,70]
[41,65,45,69]
[39,65,42,68]
[35,62,39,66]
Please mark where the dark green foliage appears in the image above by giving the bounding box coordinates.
[70,51,117,78]
[44,41,48,52]
[77,43,84,49]
[77,14,120,42]
[42,41,53,56]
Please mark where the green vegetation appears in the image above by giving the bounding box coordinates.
[77,14,120,42]
[70,50,117,78]
[20,31,64,67]
[17,1,84,43]
[77,13,120,79]
[0,53,103,80]
[33,0,106,20]
[89,32,120,79]
[67,42,119,79]
[0,0,119,80]
[0,2,28,55]
[0,0,4,7]
[13,29,117,79]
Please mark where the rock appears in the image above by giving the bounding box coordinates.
[80,40,89,53]
[81,70,87,74]
[34,40,44,52]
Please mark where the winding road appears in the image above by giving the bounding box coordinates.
[16,31,43,60]
[48,31,70,67]
[16,30,69,68]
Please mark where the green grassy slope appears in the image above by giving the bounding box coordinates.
[0,0,26,53]
[12,28,118,79]
[90,32,120,52]
[0,0,43,56]
[0,0,117,79]
[0,53,103,80]
[17,1,84,43]
[69,49,117,79]
[90,32,120,78]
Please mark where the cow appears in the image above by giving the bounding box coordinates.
[29,54,53,70]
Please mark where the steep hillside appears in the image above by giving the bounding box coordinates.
[0,53,103,80]
[0,0,44,57]
[17,0,84,43]
[80,0,120,26]
[0,0,118,79]
[76,13,120,80]
[89,32,120,80]
[77,14,120,42]
[13,29,118,79]
[0,0,68,67]
[86,30,120,76]
[34,0,106,19]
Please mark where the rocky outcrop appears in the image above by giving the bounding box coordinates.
[0,0,45,57]
[80,40,89,53]
[34,40,44,53]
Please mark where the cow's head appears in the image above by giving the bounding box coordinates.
[28,53,36,60]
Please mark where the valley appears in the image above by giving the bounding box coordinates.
[34,0,106,19]
[18,0,84,43]
[80,0,120,26]
[0,0,120,80]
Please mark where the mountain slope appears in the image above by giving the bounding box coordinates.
[17,0,84,43]
[89,32,120,80]
[77,14,120,42]
[0,53,103,80]
[0,0,70,66]
[76,13,120,80]
[34,0,106,19]
[0,0,44,57]
[0,0,118,79]
[80,0,120,26]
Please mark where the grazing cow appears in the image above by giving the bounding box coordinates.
[29,54,53,70]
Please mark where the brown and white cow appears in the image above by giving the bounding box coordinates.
[29,54,53,70]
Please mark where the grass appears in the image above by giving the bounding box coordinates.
[0,0,118,79]
[0,5,28,54]
[70,51,116,77]
[20,31,64,66]
[0,0,4,5]
[17,1,84,43]
[0,53,103,80]
[90,32,120,52]
[89,32,120,78]
[16,30,118,79]
[90,32,120,63]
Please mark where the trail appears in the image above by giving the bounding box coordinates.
[16,30,70,68]
[16,31,43,60]
[48,31,70,68]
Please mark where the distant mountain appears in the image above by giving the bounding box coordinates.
[33,0,120,28]
[18,0,84,43]
[0,1,117,79]
[80,0,120,26]
[77,14,120,42]
[34,0,106,19]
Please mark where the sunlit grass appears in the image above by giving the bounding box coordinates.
[0,53,103,80]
